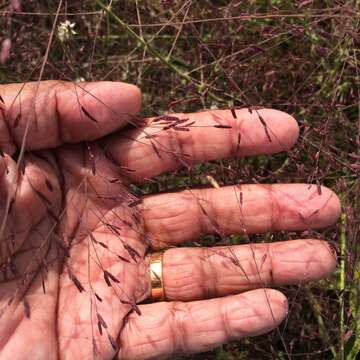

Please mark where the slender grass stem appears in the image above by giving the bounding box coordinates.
[339,212,347,360]
[96,1,193,83]
[305,286,336,357]
[96,0,231,105]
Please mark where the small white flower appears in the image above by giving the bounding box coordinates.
[75,77,86,83]
[57,20,77,42]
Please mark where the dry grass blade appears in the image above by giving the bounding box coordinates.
[81,105,99,123]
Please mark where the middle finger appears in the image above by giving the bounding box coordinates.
[142,184,341,248]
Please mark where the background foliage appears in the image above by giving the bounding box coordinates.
[0,0,359,359]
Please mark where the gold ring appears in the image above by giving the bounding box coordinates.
[149,252,165,301]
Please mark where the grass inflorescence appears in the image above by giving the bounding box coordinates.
[0,1,359,359]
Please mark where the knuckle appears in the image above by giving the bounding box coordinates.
[168,301,191,354]
[201,247,218,298]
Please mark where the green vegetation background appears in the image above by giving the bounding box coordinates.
[0,1,359,359]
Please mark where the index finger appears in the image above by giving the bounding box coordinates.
[108,108,299,181]
[0,80,141,154]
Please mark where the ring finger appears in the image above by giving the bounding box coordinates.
[153,239,336,302]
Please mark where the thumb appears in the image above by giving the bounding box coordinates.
[0,81,141,154]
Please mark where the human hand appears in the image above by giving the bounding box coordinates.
[0,81,340,359]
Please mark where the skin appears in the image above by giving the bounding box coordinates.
[0,81,340,360]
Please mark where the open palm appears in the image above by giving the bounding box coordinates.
[0,81,340,360]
